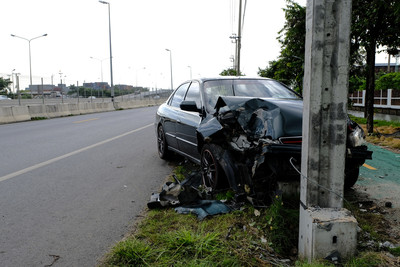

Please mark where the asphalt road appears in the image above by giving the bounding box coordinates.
[0,106,171,266]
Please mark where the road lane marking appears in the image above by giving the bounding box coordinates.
[363,163,377,170]
[73,118,99,123]
[0,123,153,183]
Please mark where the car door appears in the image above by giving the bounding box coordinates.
[176,81,202,161]
[162,82,190,150]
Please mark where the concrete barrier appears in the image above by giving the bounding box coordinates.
[68,103,81,116]
[0,98,166,125]
[28,105,48,118]
[55,104,71,117]
[0,107,17,124]
[114,99,164,110]
[11,106,31,123]
[94,102,114,113]
[0,106,31,124]
[45,104,58,118]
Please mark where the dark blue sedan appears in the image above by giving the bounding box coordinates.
[155,77,371,202]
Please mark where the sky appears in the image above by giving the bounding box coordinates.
[0,0,390,92]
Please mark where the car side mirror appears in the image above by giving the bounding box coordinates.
[180,100,201,112]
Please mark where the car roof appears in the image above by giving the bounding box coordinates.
[178,76,274,85]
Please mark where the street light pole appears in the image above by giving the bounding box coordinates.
[10,33,47,86]
[236,0,242,76]
[99,1,114,101]
[165,49,173,90]
[59,71,64,103]
[187,66,192,79]
[90,57,107,82]
[90,56,108,98]
[11,69,16,93]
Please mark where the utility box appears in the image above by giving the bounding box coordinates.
[299,207,358,261]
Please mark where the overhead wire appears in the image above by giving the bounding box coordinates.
[289,157,351,208]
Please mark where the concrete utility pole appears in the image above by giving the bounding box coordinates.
[236,0,242,76]
[299,0,357,261]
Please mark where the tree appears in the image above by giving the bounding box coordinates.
[0,77,12,92]
[258,0,305,94]
[259,0,400,134]
[351,0,400,133]
[220,68,242,76]
[376,72,400,90]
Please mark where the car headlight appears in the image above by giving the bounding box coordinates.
[348,126,366,147]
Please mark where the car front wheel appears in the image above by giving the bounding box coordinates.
[157,125,170,159]
[200,144,221,191]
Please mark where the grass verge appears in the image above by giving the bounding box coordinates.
[101,183,400,266]
[349,115,400,150]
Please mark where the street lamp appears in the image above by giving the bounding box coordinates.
[90,56,108,98]
[90,56,108,82]
[11,69,16,93]
[165,49,173,90]
[10,33,47,86]
[99,0,114,101]
[59,71,64,103]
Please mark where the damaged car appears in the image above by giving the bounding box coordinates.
[155,77,372,204]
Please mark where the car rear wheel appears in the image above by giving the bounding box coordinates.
[201,144,221,191]
[157,125,170,159]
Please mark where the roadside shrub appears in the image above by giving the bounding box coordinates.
[376,72,400,90]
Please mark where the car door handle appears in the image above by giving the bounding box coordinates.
[177,119,181,123]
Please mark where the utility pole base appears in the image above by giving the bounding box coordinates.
[298,207,357,262]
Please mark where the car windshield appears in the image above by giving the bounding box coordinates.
[203,79,300,112]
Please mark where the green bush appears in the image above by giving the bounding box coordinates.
[376,72,400,90]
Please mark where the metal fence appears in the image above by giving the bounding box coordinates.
[349,89,400,110]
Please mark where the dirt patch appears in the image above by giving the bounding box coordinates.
[350,186,400,243]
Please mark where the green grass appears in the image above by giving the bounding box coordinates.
[101,199,394,267]
[345,252,386,266]
[101,209,246,266]
[264,195,299,255]
[101,194,303,266]
[107,239,152,266]
[349,114,400,128]
[389,246,400,257]
[101,164,396,266]
[31,117,48,120]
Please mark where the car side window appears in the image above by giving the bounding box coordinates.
[184,82,201,109]
[169,83,190,108]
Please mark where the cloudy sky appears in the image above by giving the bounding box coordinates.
[0,0,389,91]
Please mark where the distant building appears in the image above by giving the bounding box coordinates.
[375,63,398,73]
[115,84,134,91]
[27,84,62,97]
[83,82,110,90]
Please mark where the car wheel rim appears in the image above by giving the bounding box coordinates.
[201,149,217,189]
[158,127,165,156]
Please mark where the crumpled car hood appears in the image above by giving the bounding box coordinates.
[198,96,303,141]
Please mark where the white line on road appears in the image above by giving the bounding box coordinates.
[0,123,153,183]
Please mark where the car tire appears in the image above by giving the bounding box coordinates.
[157,125,170,159]
[200,144,222,191]
[344,167,360,190]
